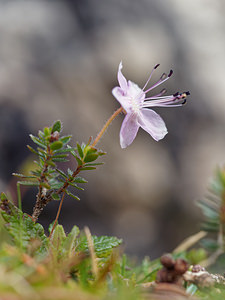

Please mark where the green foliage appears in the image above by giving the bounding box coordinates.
[77,235,122,258]
[12,121,105,222]
[197,167,225,251]
[2,119,225,299]
[0,193,48,255]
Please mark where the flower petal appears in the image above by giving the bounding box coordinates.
[138,108,168,141]
[127,80,145,104]
[118,62,128,91]
[120,113,139,148]
[112,87,132,113]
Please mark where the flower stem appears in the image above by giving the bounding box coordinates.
[92,106,123,147]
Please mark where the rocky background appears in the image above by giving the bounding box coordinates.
[0,0,225,258]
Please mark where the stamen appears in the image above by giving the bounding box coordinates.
[142,103,184,108]
[144,72,172,93]
[142,64,160,91]
[151,88,167,98]
[143,91,189,107]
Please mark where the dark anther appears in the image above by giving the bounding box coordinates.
[154,63,160,69]
[160,73,167,80]
[168,70,173,77]
[173,92,179,97]
[160,88,167,94]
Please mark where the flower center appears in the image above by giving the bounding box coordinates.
[130,97,140,114]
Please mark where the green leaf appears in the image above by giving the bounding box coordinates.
[40,182,51,189]
[43,127,51,136]
[38,130,45,139]
[37,147,47,155]
[77,235,122,258]
[85,162,104,166]
[56,168,67,179]
[67,181,84,190]
[84,153,98,163]
[52,193,60,200]
[67,168,73,177]
[50,141,63,150]
[0,192,7,201]
[12,173,37,179]
[17,181,39,186]
[30,170,41,177]
[27,145,39,155]
[45,160,56,167]
[52,120,62,133]
[55,147,76,154]
[85,146,97,156]
[200,238,219,251]
[52,154,68,159]
[50,182,64,189]
[74,176,88,183]
[30,134,47,148]
[75,156,83,166]
[197,201,218,220]
[50,225,66,257]
[77,143,84,159]
[65,190,80,201]
[0,197,48,254]
[60,135,72,144]
[80,167,96,171]
[61,225,80,258]
[52,157,68,163]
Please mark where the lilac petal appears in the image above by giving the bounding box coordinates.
[138,108,168,141]
[120,113,140,148]
[127,80,145,104]
[112,87,132,113]
[118,62,128,91]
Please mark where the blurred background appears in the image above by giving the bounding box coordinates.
[0,0,225,259]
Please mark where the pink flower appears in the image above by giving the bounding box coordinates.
[112,62,189,148]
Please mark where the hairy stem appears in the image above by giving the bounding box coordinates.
[92,107,123,147]
[49,191,66,238]
[32,146,52,222]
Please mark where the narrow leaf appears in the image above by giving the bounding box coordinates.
[67,168,73,177]
[52,158,68,163]
[27,145,38,155]
[52,193,60,200]
[40,182,51,189]
[18,181,39,186]
[74,176,88,183]
[29,134,47,148]
[50,141,63,150]
[80,167,96,171]
[77,143,84,159]
[67,181,84,190]
[75,156,83,166]
[56,169,67,179]
[62,225,80,257]
[52,120,62,133]
[45,160,56,167]
[60,135,72,144]
[65,190,80,201]
[84,153,98,163]
[12,173,37,179]
[85,162,104,166]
